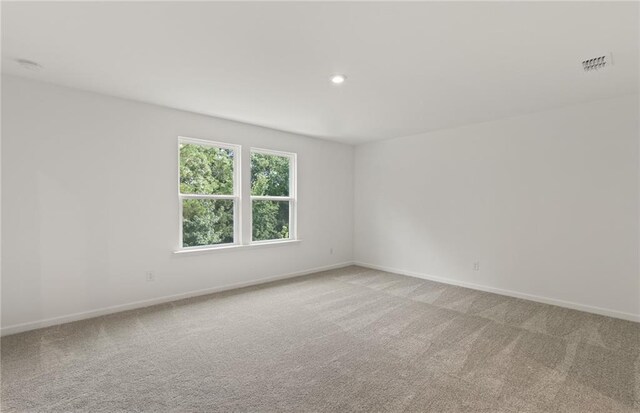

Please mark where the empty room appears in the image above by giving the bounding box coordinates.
[1,1,638,412]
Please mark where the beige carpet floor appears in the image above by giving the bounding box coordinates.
[1,266,639,412]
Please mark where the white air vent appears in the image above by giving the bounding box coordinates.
[582,53,612,72]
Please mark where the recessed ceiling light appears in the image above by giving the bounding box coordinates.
[16,59,43,71]
[330,74,346,84]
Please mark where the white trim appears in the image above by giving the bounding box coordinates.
[178,136,242,248]
[180,194,236,200]
[354,261,640,322]
[249,147,298,243]
[176,241,240,252]
[174,239,301,255]
[0,261,353,337]
[178,136,239,151]
[250,147,295,158]
[248,238,297,247]
[251,195,292,201]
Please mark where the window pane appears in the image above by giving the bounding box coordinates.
[180,143,234,195]
[252,200,289,241]
[182,199,234,247]
[251,152,290,196]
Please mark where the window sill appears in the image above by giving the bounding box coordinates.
[173,239,301,256]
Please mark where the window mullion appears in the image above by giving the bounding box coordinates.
[250,196,293,201]
[240,145,252,246]
[180,194,235,200]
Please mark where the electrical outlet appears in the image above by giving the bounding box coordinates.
[473,262,480,271]
[145,271,155,282]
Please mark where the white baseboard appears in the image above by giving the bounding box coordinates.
[354,261,640,323]
[1,261,354,336]
[5,260,635,336]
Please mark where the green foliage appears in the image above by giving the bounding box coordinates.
[180,144,234,195]
[179,143,292,247]
[252,200,289,241]
[251,153,290,196]
[180,143,235,247]
[182,199,234,247]
[251,152,291,241]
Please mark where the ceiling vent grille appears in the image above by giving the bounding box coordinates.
[582,53,612,72]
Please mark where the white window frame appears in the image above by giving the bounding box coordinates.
[176,137,299,253]
[177,136,241,250]
[250,147,297,244]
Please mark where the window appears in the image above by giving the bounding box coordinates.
[178,138,240,248]
[251,149,296,242]
[177,137,296,251]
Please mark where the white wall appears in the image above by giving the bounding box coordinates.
[3,75,638,333]
[355,95,639,320]
[1,75,354,333]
